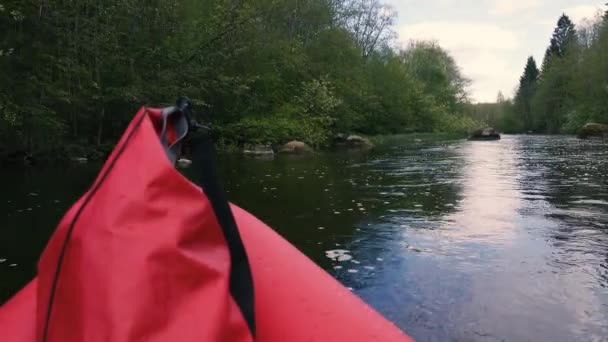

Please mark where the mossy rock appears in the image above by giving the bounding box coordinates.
[578,123,608,139]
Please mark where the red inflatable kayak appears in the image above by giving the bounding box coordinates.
[0,101,413,342]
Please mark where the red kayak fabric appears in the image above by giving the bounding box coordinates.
[0,279,37,341]
[0,106,413,342]
[234,204,413,341]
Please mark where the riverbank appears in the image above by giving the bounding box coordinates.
[0,132,472,166]
[0,143,114,166]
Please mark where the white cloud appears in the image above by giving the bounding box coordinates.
[563,5,603,24]
[397,22,520,102]
[398,22,519,51]
[489,0,544,15]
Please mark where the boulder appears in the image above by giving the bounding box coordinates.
[578,123,608,139]
[334,134,374,149]
[176,158,192,168]
[243,144,274,156]
[279,141,313,154]
[346,135,374,149]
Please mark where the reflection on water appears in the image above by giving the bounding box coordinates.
[348,136,608,342]
[1,135,608,341]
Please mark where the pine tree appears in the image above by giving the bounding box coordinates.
[550,14,576,58]
[542,14,577,71]
[496,91,506,105]
[532,14,581,133]
[514,57,540,131]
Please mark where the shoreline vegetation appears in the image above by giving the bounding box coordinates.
[2,3,607,165]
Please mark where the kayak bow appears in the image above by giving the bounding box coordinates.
[0,100,413,342]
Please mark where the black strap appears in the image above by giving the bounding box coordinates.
[191,130,256,337]
[177,97,255,336]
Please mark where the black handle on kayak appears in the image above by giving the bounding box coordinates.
[176,96,210,133]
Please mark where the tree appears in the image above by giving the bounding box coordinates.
[572,4,608,127]
[513,57,540,131]
[492,91,509,128]
[400,41,470,112]
[340,0,397,57]
[496,91,506,104]
[548,14,577,59]
[533,15,579,133]
[540,14,576,76]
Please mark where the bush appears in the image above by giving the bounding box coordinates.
[219,78,339,148]
[561,111,582,134]
[221,116,294,146]
[220,113,333,148]
[436,112,482,134]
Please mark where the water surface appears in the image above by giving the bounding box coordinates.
[1,135,607,341]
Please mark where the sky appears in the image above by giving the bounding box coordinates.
[385,0,607,102]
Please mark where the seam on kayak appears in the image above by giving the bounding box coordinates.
[42,110,148,342]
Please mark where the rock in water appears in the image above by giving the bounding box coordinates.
[578,123,608,139]
[71,157,88,163]
[279,141,313,154]
[176,158,192,168]
[347,135,373,147]
[333,134,374,149]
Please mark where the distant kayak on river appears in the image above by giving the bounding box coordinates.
[469,127,501,141]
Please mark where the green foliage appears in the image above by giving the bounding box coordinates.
[220,78,338,148]
[465,92,516,133]
[401,41,471,112]
[296,78,342,121]
[0,0,477,161]
[220,112,333,148]
[436,112,482,134]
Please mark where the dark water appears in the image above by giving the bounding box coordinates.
[2,135,608,341]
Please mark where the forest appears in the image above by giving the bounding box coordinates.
[0,0,478,161]
[476,8,608,134]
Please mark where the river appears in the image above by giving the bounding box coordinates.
[1,135,607,341]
